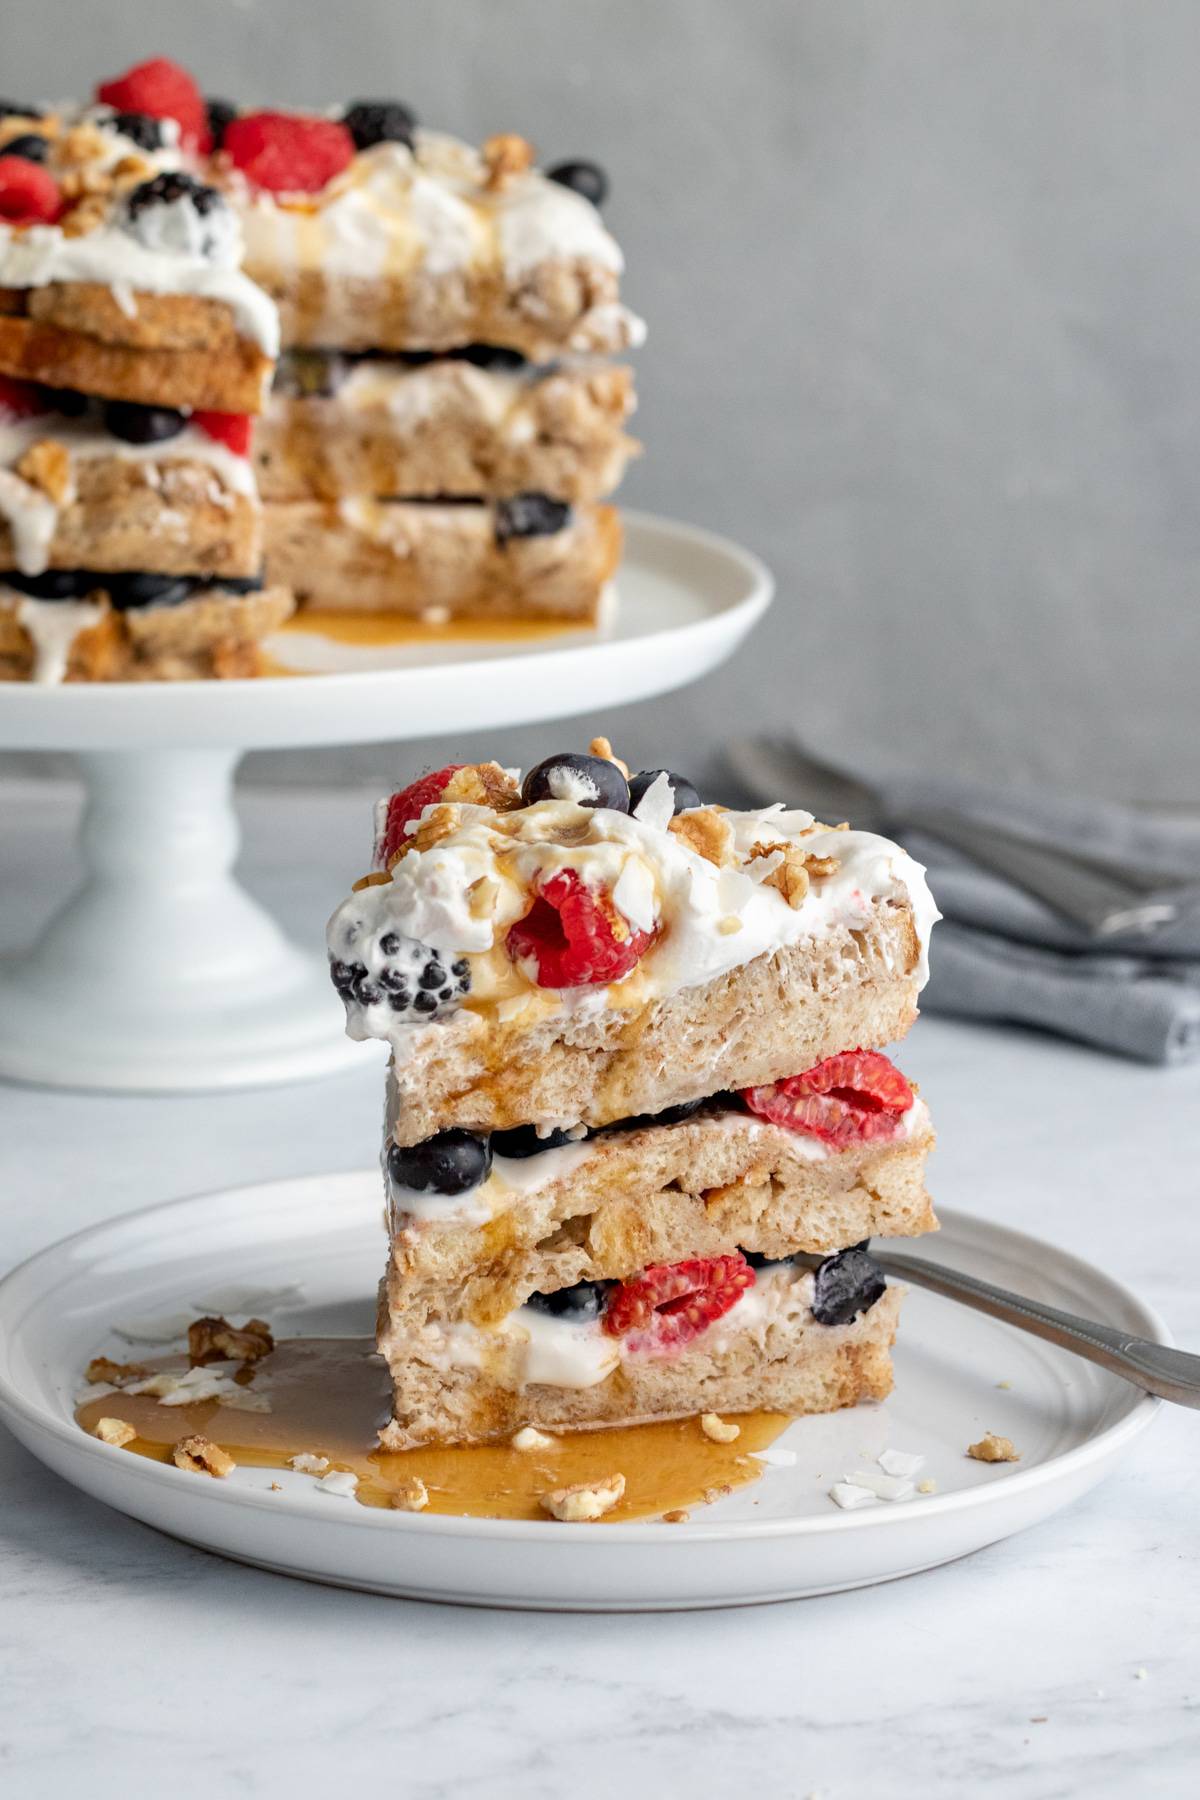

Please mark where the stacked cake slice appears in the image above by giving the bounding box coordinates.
[327,744,940,1450]
[222,105,642,623]
[0,65,287,682]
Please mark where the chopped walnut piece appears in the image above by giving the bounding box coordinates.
[748,840,840,909]
[57,121,119,171]
[441,761,522,811]
[17,439,72,505]
[966,1432,1021,1464]
[85,1356,145,1385]
[388,802,463,865]
[588,736,631,778]
[661,1509,690,1524]
[352,868,392,891]
[172,1434,236,1478]
[94,1417,136,1447]
[540,1472,626,1522]
[188,1315,274,1368]
[59,193,110,238]
[700,1413,741,1444]
[482,132,535,189]
[669,807,736,868]
[390,1476,430,1512]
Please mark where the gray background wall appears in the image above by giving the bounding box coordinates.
[5,0,1199,803]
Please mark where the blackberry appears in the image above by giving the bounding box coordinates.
[521,751,630,812]
[524,1279,615,1323]
[341,100,417,153]
[810,1244,886,1327]
[628,769,702,816]
[388,1130,491,1197]
[126,169,222,220]
[495,494,570,544]
[103,400,186,445]
[106,573,195,611]
[328,932,470,1019]
[546,159,609,207]
[2,133,48,164]
[491,1123,579,1159]
[205,97,238,151]
[110,111,166,151]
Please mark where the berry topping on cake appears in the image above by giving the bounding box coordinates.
[521,752,630,812]
[2,133,48,164]
[388,1129,492,1198]
[341,99,417,153]
[102,400,186,444]
[224,110,355,194]
[526,1279,615,1323]
[96,57,210,152]
[628,769,701,816]
[810,1244,887,1326]
[0,102,44,123]
[506,868,655,989]
[109,111,168,151]
[0,156,61,226]
[329,933,470,1018]
[192,410,253,455]
[124,171,233,262]
[742,1051,914,1147]
[491,1123,580,1159]
[205,97,238,151]
[106,573,194,610]
[545,159,609,207]
[5,569,95,600]
[0,375,48,418]
[495,493,571,543]
[375,764,466,865]
[602,1254,753,1350]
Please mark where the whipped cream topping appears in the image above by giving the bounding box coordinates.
[328,791,939,1053]
[0,413,255,576]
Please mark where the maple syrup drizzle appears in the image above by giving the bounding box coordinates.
[277,608,588,651]
[75,1338,791,1521]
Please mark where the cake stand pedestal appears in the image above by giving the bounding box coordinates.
[0,512,772,1093]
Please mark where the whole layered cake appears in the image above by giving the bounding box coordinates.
[327,742,940,1449]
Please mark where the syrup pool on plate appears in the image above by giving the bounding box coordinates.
[75,1338,791,1520]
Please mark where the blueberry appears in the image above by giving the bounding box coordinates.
[546,159,609,207]
[628,769,702,816]
[521,752,630,813]
[342,100,417,153]
[42,386,89,417]
[126,170,222,220]
[491,1123,579,1159]
[2,133,48,163]
[106,573,194,611]
[0,102,44,122]
[388,1129,492,1197]
[524,1279,614,1322]
[103,400,187,445]
[603,1096,707,1134]
[810,1245,886,1327]
[459,344,526,372]
[216,574,265,595]
[4,569,95,600]
[110,111,166,151]
[743,1249,794,1272]
[495,494,571,544]
[205,97,238,150]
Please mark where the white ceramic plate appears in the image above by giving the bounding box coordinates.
[0,512,772,749]
[0,1173,1162,1611]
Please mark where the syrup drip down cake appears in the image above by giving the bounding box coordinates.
[327,742,940,1454]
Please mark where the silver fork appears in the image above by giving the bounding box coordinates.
[792,1249,1200,1406]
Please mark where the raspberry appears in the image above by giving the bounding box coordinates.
[96,57,210,152]
[224,111,355,194]
[0,375,47,418]
[375,765,465,866]
[506,868,655,989]
[0,157,61,226]
[743,1050,914,1147]
[602,1254,754,1352]
[192,410,252,456]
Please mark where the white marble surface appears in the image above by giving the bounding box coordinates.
[1,777,1198,1799]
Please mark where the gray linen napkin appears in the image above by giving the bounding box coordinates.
[725,741,1200,1066]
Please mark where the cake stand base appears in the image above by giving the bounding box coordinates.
[0,749,365,1093]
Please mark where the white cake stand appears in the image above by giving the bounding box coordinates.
[0,512,772,1094]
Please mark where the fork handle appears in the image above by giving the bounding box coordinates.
[870,1248,1200,1407]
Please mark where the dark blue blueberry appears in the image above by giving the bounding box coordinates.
[205,97,238,150]
[4,569,95,600]
[2,133,48,163]
[103,400,186,445]
[106,573,194,610]
[495,494,571,544]
[524,1279,615,1322]
[491,1123,579,1159]
[521,752,630,813]
[628,769,702,816]
[546,159,608,207]
[110,111,166,151]
[42,386,90,417]
[216,574,265,595]
[459,344,526,372]
[810,1245,886,1327]
[388,1129,492,1197]
[743,1249,795,1272]
[0,102,44,122]
[342,100,417,152]
[603,1096,707,1134]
